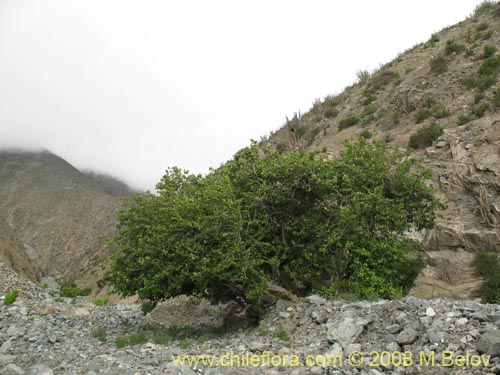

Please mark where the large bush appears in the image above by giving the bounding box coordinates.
[104,140,442,314]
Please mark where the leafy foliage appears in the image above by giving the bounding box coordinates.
[105,140,442,313]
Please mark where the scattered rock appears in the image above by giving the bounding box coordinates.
[477,331,500,355]
[1,364,23,375]
[23,365,53,375]
[326,317,365,347]
[397,327,418,345]
[0,262,499,374]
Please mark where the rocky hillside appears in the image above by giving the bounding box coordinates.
[265,3,500,299]
[0,150,132,287]
[0,217,38,282]
[1,261,500,375]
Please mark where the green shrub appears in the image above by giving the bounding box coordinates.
[461,54,500,91]
[371,70,400,90]
[430,56,448,75]
[274,329,290,342]
[423,97,436,108]
[479,55,500,77]
[338,116,360,130]
[429,33,440,44]
[114,336,128,348]
[179,338,191,349]
[495,3,500,17]
[104,140,443,313]
[473,102,491,117]
[408,123,443,149]
[462,75,498,91]
[482,45,497,59]
[475,30,494,41]
[457,114,472,125]
[392,112,400,125]
[356,69,371,82]
[295,126,307,139]
[92,326,107,342]
[473,252,500,304]
[476,22,489,32]
[466,47,475,57]
[415,108,433,123]
[324,108,339,119]
[433,108,451,119]
[359,130,372,139]
[115,332,147,348]
[492,92,500,109]
[94,298,108,307]
[363,105,377,117]
[60,283,91,298]
[323,95,341,108]
[445,39,465,55]
[4,290,19,305]
[363,92,377,105]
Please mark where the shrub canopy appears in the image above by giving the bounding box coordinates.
[104,139,442,312]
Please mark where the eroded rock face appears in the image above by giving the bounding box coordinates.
[148,296,241,331]
[410,249,484,299]
[408,115,500,299]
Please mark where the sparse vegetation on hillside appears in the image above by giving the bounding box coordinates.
[430,55,449,75]
[338,116,360,130]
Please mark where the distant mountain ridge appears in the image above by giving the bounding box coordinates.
[0,150,134,286]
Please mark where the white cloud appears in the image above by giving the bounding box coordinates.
[0,0,483,190]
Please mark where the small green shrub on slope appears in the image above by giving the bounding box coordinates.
[4,290,19,305]
[408,123,443,149]
[473,252,500,304]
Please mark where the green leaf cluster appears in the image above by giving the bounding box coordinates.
[104,140,442,313]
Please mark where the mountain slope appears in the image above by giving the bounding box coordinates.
[265,3,500,298]
[83,171,136,198]
[0,150,126,286]
[0,215,39,281]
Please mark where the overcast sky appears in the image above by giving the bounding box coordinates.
[0,0,483,191]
